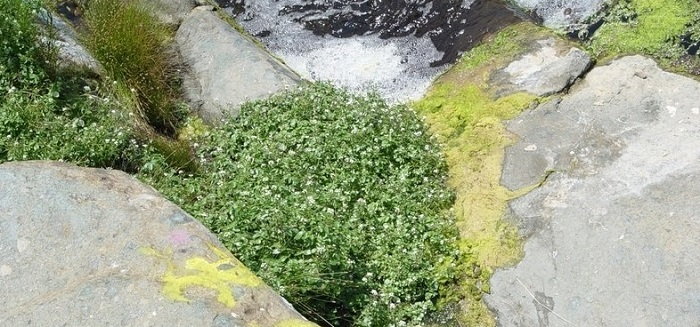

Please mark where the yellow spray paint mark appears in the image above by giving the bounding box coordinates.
[142,244,262,307]
[275,318,318,327]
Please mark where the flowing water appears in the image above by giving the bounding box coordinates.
[217,0,521,102]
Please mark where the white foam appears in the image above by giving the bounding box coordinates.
[235,1,449,103]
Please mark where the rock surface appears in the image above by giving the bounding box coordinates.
[487,56,700,326]
[512,0,606,29]
[176,6,301,125]
[146,0,196,25]
[0,161,315,327]
[491,38,591,97]
[38,10,101,73]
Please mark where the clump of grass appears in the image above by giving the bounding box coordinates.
[82,0,184,135]
[589,0,700,65]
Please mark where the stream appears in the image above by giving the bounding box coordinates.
[217,0,521,102]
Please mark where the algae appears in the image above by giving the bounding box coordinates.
[413,22,557,325]
[589,0,700,70]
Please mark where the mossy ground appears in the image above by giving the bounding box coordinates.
[413,22,562,325]
[588,0,700,73]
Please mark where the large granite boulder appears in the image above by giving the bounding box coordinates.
[0,161,316,327]
[512,0,607,30]
[176,6,301,125]
[486,56,700,326]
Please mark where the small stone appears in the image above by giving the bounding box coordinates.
[524,144,538,152]
[0,265,12,277]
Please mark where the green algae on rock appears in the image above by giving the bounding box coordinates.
[412,22,591,325]
[588,0,700,72]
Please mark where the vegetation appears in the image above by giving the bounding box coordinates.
[0,0,157,169]
[143,84,463,327]
[412,22,547,325]
[15,0,700,325]
[0,0,47,87]
[1,2,465,326]
[82,0,184,135]
[588,0,700,70]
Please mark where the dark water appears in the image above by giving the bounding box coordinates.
[219,0,520,66]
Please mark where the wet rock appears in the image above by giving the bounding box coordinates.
[176,6,301,125]
[487,56,700,326]
[512,0,607,30]
[491,38,592,97]
[0,161,315,326]
[37,10,101,73]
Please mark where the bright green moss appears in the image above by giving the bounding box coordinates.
[589,0,700,62]
[413,22,553,326]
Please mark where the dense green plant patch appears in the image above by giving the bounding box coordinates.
[82,0,184,134]
[142,84,463,327]
[0,0,48,87]
[0,0,162,169]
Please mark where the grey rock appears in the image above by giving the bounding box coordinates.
[144,0,196,25]
[0,161,316,326]
[176,6,301,125]
[491,38,592,97]
[511,0,607,29]
[37,10,101,73]
[486,56,700,326]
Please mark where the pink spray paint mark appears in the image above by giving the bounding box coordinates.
[168,229,191,246]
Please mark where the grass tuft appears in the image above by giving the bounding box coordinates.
[82,0,184,135]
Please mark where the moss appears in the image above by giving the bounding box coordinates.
[413,22,555,326]
[589,0,700,66]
